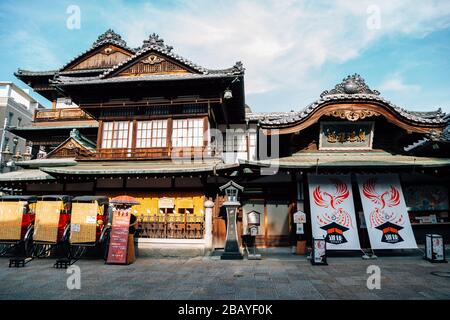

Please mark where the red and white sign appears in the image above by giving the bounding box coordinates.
[106,207,131,265]
[308,174,361,250]
[293,211,307,224]
[357,174,417,250]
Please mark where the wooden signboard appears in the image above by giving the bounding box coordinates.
[158,197,175,209]
[319,121,374,150]
[106,209,131,265]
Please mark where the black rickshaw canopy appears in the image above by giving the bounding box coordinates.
[38,195,72,202]
[72,196,109,206]
[0,195,38,203]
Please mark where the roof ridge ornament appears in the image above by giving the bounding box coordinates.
[141,33,173,52]
[70,128,80,139]
[320,73,380,98]
[93,29,128,48]
[233,61,245,73]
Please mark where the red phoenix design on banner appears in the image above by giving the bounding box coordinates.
[313,178,353,228]
[362,178,404,227]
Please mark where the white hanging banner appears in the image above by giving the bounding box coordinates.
[357,174,417,249]
[308,174,361,250]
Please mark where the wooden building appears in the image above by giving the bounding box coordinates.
[239,74,450,247]
[1,30,449,253]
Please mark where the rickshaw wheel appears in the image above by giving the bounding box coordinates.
[100,227,111,261]
[69,245,86,260]
[24,238,35,257]
[33,244,51,258]
[24,226,35,257]
[0,243,11,256]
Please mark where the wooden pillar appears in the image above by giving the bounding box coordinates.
[97,120,103,154]
[51,99,56,110]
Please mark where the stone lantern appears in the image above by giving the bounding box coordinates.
[219,180,244,260]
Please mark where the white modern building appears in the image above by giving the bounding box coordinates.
[0,82,43,172]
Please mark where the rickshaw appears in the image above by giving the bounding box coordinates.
[0,196,37,259]
[64,196,111,262]
[32,195,72,259]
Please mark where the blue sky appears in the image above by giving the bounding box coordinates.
[0,0,449,113]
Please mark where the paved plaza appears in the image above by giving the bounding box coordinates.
[0,252,449,300]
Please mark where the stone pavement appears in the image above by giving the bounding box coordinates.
[0,253,449,300]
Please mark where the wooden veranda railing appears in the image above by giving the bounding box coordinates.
[34,108,93,122]
[94,146,217,160]
[137,214,205,239]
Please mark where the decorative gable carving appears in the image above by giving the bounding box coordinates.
[47,129,95,159]
[47,138,92,158]
[68,45,133,71]
[117,53,190,76]
[325,109,381,121]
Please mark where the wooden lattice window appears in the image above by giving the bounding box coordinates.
[172,118,204,147]
[225,130,247,152]
[101,121,133,149]
[136,120,167,148]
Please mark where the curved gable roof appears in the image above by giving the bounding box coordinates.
[100,33,205,77]
[60,29,135,71]
[100,33,244,78]
[259,74,447,134]
[51,33,245,86]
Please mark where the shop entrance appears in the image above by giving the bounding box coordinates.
[125,192,205,239]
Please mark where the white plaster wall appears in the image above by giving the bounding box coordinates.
[0,84,10,97]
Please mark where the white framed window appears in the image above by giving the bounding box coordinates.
[101,121,132,149]
[225,130,247,152]
[136,120,167,148]
[172,118,204,147]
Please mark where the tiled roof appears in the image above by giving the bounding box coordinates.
[404,124,450,152]
[245,111,297,122]
[68,128,96,151]
[40,160,238,175]
[8,123,98,131]
[58,68,108,75]
[442,124,450,141]
[258,74,447,127]
[15,68,108,80]
[240,151,450,169]
[51,33,244,86]
[59,29,136,71]
[98,33,244,78]
[0,169,55,182]
[15,69,57,77]
[99,33,206,76]
[15,158,77,169]
[45,129,95,158]
[52,72,242,86]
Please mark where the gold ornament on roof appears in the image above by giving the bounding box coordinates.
[142,55,165,65]
[325,109,380,121]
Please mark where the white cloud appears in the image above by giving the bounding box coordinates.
[97,0,450,98]
[379,73,422,93]
[3,29,61,70]
[3,0,450,111]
